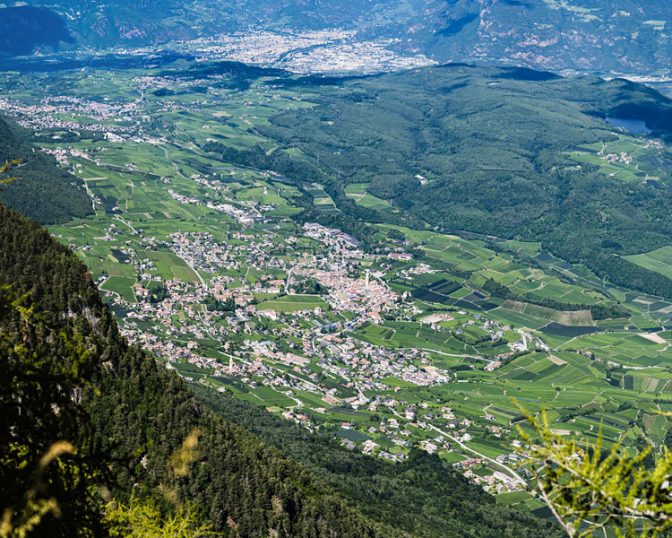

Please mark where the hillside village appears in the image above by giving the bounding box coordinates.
[97,209,534,493]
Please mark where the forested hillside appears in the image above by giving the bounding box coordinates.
[0,116,91,223]
[0,201,559,536]
[251,64,672,299]
[193,386,562,538]
[0,6,73,56]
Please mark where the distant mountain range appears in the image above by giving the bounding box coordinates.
[5,0,670,75]
[0,6,73,56]
[400,0,670,75]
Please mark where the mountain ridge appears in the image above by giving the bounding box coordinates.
[8,0,671,75]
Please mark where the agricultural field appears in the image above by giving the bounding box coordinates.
[139,251,200,283]
[100,276,136,302]
[345,183,393,210]
[355,320,490,356]
[625,246,672,280]
[257,295,329,312]
[381,224,607,308]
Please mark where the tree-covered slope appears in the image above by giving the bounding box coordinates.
[0,6,73,56]
[243,65,672,298]
[193,386,562,538]
[0,116,91,224]
[0,201,560,536]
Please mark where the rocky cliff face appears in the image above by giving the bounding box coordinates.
[403,0,670,74]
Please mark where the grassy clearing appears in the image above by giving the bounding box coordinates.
[101,276,136,302]
[138,250,199,283]
[625,246,672,280]
[257,295,329,312]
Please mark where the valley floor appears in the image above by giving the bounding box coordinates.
[1,52,671,516]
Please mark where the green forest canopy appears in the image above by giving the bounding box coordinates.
[0,115,91,224]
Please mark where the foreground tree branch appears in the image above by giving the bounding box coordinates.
[515,402,672,537]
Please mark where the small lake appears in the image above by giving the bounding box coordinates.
[605,116,652,135]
